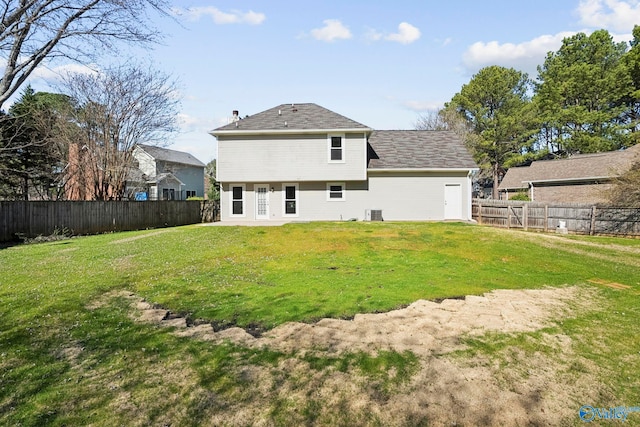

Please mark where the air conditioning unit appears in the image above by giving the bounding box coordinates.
[365,209,383,221]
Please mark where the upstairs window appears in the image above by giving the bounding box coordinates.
[328,135,345,162]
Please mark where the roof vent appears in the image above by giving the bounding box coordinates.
[278,109,281,116]
[284,121,288,127]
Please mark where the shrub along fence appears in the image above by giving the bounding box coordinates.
[0,200,219,242]
[472,199,640,236]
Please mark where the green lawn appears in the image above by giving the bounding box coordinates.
[1,222,639,426]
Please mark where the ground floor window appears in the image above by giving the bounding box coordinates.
[327,182,345,201]
[283,183,298,216]
[230,184,245,216]
[162,188,176,200]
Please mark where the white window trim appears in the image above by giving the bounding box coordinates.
[328,134,346,163]
[229,183,246,217]
[282,183,299,217]
[326,182,346,201]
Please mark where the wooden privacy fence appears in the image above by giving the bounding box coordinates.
[0,200,219,242]
[472,199,640,236]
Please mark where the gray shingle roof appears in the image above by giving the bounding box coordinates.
[498,166,532,190]
[368,130,478,170]
[137,144,205,168]
[212,103,371,132]
[499,144,640,190]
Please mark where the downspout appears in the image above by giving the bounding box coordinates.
[467,170,473,220]
[528,182,534,201]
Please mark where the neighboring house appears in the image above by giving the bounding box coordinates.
[131,144,205,200]
[209,103,478,222]
[498,144,640,204]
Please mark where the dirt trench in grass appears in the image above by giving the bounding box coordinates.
[91,285,603,426]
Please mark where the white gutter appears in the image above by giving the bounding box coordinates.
[523,176,611,184]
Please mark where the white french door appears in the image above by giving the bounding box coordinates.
[255,184,269,220]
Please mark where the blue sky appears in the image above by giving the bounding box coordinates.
[20,0,640,163]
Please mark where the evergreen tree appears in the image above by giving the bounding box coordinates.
[444,66,535,198]
[0,86,72,199]
[535,30,632,154]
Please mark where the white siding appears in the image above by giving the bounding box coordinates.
[364,172,472,220]
[133,149,156,178]
[217,133,367,182]
[219,171,473,222]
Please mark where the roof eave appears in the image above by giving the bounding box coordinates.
[368,167,479,173]
[210,127,373,137]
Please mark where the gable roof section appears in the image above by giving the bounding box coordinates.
[211,103,371,134]
[499,144,640,190]
[367,130,477,170]
[136,144,205,168]
[498,166,532,190]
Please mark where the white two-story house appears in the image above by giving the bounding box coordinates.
[210,103,477,222]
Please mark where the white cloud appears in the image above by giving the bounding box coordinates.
[462,31,577,76]
[172,7,265,25]
[31,63,99,82]
[385,22,421,44]
[310,19,352,42]
[577,0,640,32]
[402,100,443,112]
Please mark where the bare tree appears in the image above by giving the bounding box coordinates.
[606,160,640,207]
[59,64,179,200]
[414,108,475,137]
[0,0,170,108]
[414,109,450,131]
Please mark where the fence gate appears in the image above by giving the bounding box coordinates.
[508,205,525,229]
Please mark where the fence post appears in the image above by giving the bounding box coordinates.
[544,205,549,232]
[590,206,597,236]
[523,204,528,231]
[507,206,511,229]
[478,201,483,225]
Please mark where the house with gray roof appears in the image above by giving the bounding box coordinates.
[498,144,640,204]
[131,144,205,200]
[210,103,477,222]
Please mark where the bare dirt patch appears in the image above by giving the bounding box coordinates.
[86,285,604,425]
[107,286,585,357]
